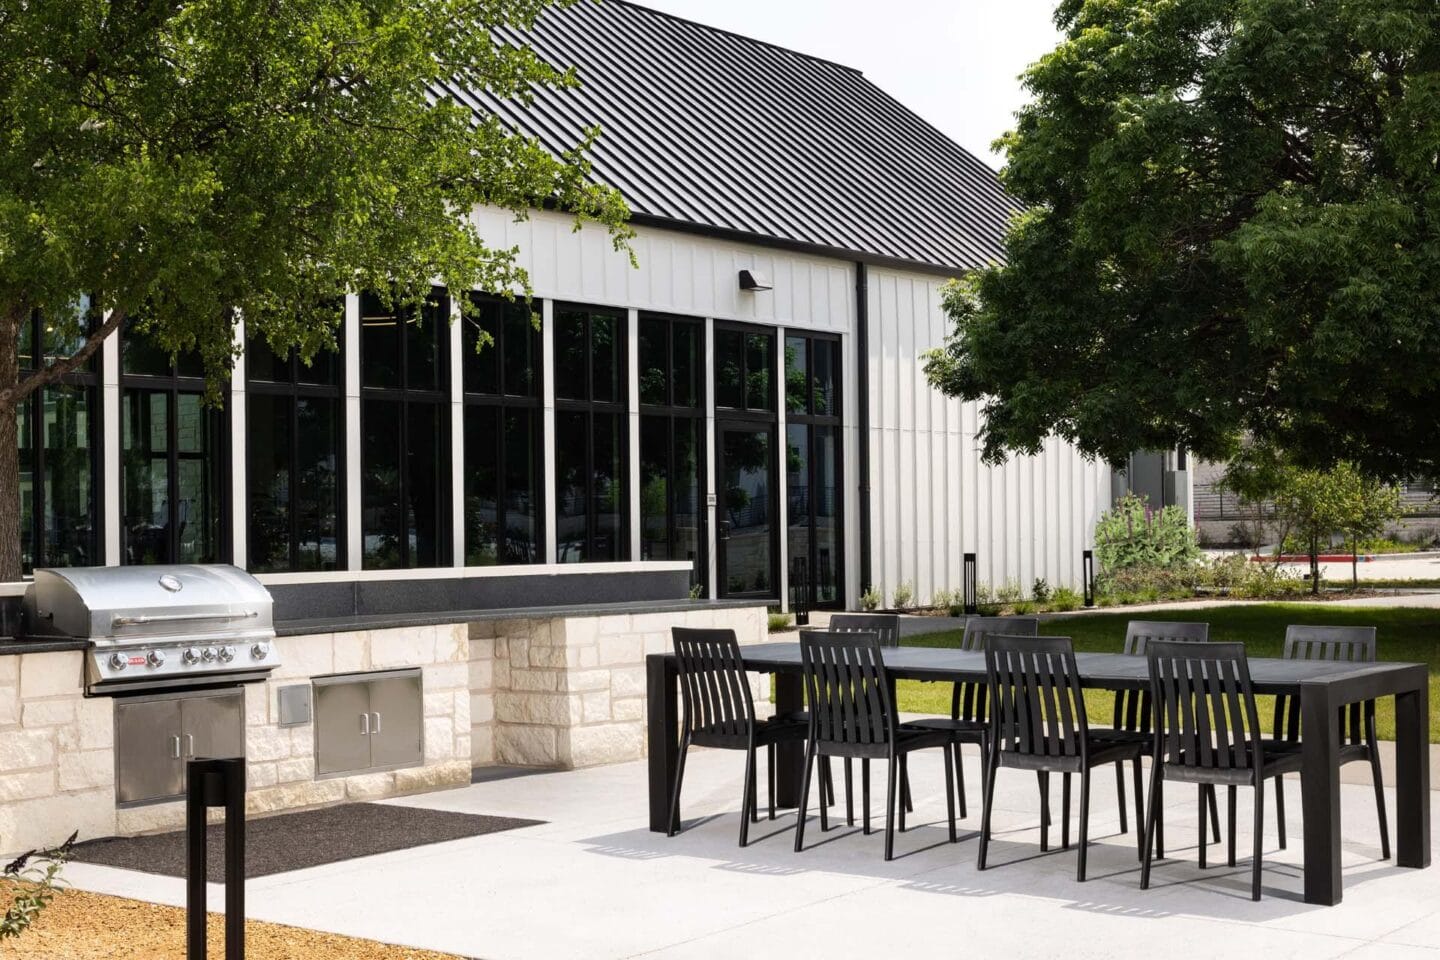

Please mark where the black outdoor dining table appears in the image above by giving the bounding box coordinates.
[646,641,1431,906]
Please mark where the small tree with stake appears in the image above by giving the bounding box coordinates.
[0,0,633,582]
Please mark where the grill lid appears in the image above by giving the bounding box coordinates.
[23,564,275,645]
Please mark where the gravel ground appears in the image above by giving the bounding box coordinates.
[8,889,472,959]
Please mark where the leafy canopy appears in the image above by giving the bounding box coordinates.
[0,0,632,398]
[923,0,1440,479]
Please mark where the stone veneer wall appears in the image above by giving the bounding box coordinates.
[0,625,471,853]
[470,605,769,769]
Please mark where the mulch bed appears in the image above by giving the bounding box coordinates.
[71,802,541,881]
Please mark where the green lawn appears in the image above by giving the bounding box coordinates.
[896,604,1440,742]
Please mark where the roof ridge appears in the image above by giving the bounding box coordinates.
[601,0,865,75]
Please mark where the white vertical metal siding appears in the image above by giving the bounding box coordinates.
[865,267,1113,604]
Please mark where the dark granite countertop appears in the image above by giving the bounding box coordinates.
[0,638,91,656]
[274,598,765,638]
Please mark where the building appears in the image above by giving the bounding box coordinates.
[0,1,1115,850]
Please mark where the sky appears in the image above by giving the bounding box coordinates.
[637,0,1062,169]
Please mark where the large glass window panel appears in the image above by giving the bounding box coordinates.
[18,384,97,572]
[121,391,169,564]
[672,323,699,409]
[786,423,810,596]
[360,292,403,389]
[175,393,220,563]
[464,407,500,565]
[122,389,220,565]
[812,426,840,604]
[502,306,538,398]
[555,411,588,562]
[462,301,501,397]
[247,394,292,572]
[638,318,667,407]
[17,404,33,569]
[719,427,773,595]
[361,399,404,568]
[502,408,540,562]
[591,412,624,561]
[554,310,587,401]
[406,402,445,567]
[405,296,446,392]
[246,337,289,384]
[639,416,669,560]
[745,333,772,410]
[715,330,744,409]
[592,313,622,404]
[813,340,837,417]
[785,336,807,414]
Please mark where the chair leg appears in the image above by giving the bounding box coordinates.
[1227,785,1237,868]
[666,733,690,838]
[955,742,968,820]
[1077,767,1092,882]
[862,759,872,835]
[1368,718,1391,860]
[1155,774,1165,861]
[1062,773,1072,850]
[844,756,855,826]
[943,746,958,843]
[978,750,999,870]
[824,758,837,806]
[1039,772,1050,852]
[1140,762,1162,890]
[884,755,899,861]
[1197,787,1207,870]
[1275,774,1287,850]
[898,754,908,833]
[1206,785,1220,843]
[793,741,816,853]
[819,757,831,833]
[1131,758,1145,855]
[767,744,776,821]
[748,748,760,825]
[1252,779,1265,901]
[1115,762,1128,834]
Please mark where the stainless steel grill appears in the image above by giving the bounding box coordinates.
[22,564,280,695]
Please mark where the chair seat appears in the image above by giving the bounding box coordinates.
[904,716,987,742]
[996,735,1145,773]
[1262,737,1371,765]
[1161,745,1304,785]
[691,714,809,750]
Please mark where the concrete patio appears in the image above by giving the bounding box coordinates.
[62,746,1439,960]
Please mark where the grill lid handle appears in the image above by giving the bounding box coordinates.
[110,611,260,627]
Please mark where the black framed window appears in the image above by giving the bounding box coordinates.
[17,300,101,572]
[785,333,843,607]
[639,314,705,593]
[246,321,344,573]
[463,293,543,566]
[121,324,227,565]
[360,289,451,569]
[714,325,774,414]
[555,304,628,563]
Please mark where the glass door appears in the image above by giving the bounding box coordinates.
[716,423,777,599]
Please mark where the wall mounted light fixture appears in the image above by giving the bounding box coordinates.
[738,269,772,292]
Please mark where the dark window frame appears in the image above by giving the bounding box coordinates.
[359,287,453,569]
[638,312,707,593]
[784,330,844,610]
[119,327,231,566]
[17,307,103,572]
[462,292,545,566]
[554,302,629,563]
[245,329,346,573]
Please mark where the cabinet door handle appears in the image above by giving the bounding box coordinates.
[371,712,382,734]
[360,712,369,735]
[170,735,182,759]
[185,734,195,758]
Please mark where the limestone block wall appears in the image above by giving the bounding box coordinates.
[0,624,472,854]
[470,605,769,769]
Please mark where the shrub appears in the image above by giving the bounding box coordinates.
[767,612,793,632]
[995,580,1022,605]
[1049,586,1082,611]
[931,588,954,610]
[1094,493,1201,573]
[859,587,881,611]
[892,581,914,609]
[1012,599,1036,615]
[2,832,76,941]
[1031,578,1051,603]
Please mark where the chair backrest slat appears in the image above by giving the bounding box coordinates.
[985,635,1087,759]
[1147,640,1260,774]
[1275,625,1378,744]
[800,630,894,747]
[672,628,755,739]
[829,613,901,648]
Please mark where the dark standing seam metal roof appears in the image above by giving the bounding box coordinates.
[440,0,1017,275]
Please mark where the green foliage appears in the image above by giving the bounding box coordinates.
[931,588,954,610]
[994,581,1023,605]
[1094,494,1201,574]
[891,581,914,609]
[688,583,704,601]
[2,832,76,941]
[1049,586,1083,612]
[1031,578,1050,603]
[921,0,1440,483]
[1012,599,1037,615]
[859,587,881,612]
[767,612,793,633]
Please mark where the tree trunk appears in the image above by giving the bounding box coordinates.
[1352,543,1359,589]
[1310,533,1320,595]
[0,311,22,583]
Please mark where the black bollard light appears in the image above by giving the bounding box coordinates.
[963,553,978,615]
[791,556,811,626]
[1082,549,1096,608]
[187,756,246,960]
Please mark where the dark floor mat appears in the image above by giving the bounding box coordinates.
[72,802,542,881]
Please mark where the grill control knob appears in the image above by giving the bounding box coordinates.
[147,649,166,668]
[109,652,127,671]
[182,647,201,665]
[202,647,217,662]
[218,645,235,663]
[250,642,269,661]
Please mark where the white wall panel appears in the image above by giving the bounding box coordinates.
[865,266,1113,604]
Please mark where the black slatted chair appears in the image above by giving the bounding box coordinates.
[827,613,911,822]
[1096,620,1220,849]
[1273,625,1388,859]
[794,630,958,860]
[978,635,1145,880]
[1141,640,1303,900]
[668,628,812,846]
[907,616,1039,819]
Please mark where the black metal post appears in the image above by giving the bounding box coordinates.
[791,556,810,627]
[187,757,246,960]
[1082,549,1096,608]
[962,553,977,615]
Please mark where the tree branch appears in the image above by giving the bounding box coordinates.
[0,307,126,408]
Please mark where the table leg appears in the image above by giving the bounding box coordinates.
[647,654,680,833]
[774,672,804,808]
[1300,683,1342,905]
[1394,679,1432,869]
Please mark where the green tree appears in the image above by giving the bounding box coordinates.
[923,0,1440,481]
[0,0,632,580]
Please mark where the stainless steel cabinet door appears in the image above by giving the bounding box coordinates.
[314,679,371,776]
[182,689,245,762]
[367,673,423,769]
[115,697,183,804]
